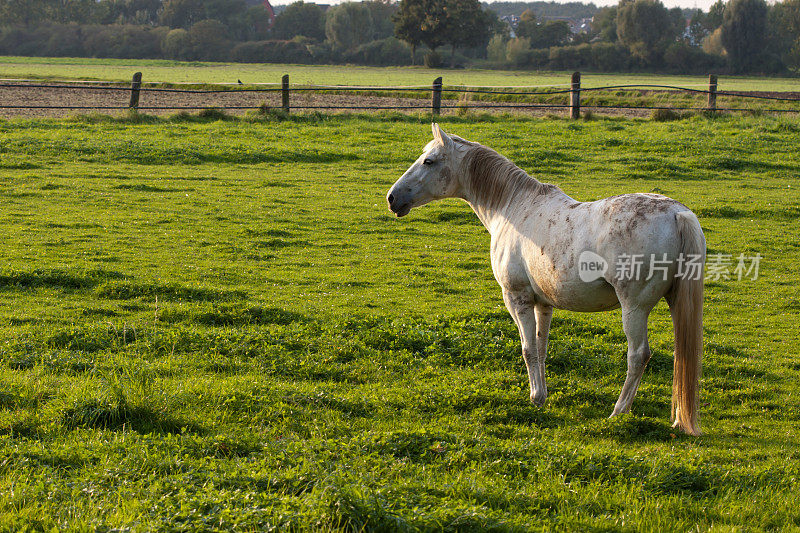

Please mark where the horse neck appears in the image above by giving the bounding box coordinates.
[458,144,557,233]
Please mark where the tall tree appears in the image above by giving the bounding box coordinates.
[228,5,272,41]
[531,20,571,48]
[707,0,725,28]
[48,0,97,24]
[111,0,163,25]
[515,8,570,48]
[770,0,800,70]
[417,0,447,52]
[0,0,49,25]
[687,1,724,46]
[720,0,767,72]
[616,0,679,63]
[591,6,618,42]
[444,0,492,57]
[365,0,397,40]
[394,0,491,61]
[325,2,374,51]
[159,0,247,29]
[393,0,447,57]
[188,18,229,60]
[393,0,425,63]
[204,0,247,25]
[668,6,685,39]
[272,1,326,41]
[515,9,537,40]
[160,0,205,28]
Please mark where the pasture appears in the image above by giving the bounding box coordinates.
[1,111,800,530]
[2,55,800,91]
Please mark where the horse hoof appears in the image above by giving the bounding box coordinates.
[530,393,547,407]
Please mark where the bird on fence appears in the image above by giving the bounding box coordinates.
[238,79,243,85]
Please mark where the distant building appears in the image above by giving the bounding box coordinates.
[500,14,520,38]
[501,14,520,27]
[570,17,592,34]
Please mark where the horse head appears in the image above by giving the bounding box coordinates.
[387,123,460,217]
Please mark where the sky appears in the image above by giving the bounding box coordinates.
[268,0,718,10]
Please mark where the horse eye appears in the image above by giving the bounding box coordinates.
[423,158,435,166]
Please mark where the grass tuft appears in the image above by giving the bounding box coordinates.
[61,398,192,434]
[650,108,686,122]
[197,107,230,121]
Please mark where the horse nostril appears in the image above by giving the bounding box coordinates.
[388,194,395,204]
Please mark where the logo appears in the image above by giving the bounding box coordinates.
[578,250,608,282]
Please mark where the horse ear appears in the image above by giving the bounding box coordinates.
[431,122,441,142]
[432,123,453,149]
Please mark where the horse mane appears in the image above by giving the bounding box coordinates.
[457,139,556,210]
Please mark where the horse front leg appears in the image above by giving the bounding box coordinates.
[502,290,545,406]
[533,303,553,406]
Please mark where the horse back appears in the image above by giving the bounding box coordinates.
[492,192,694,311]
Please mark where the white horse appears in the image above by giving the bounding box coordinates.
[387,124,705,435]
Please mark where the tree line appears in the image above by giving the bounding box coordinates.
[1,0,800,73]
[487,0,800,73]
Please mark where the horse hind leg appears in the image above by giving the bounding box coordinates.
[611,305,652,417]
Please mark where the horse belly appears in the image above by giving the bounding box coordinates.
[531,273,620,312]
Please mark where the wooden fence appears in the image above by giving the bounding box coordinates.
[1,71,799,117]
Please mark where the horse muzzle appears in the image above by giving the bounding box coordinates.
[387,192,411,217]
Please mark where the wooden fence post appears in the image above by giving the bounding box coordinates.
[707,74,717,113]
[570,71,581,119]
[129,72,142,110]
[282,74,290,113]
[431,76,442,116]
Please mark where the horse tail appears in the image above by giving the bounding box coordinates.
[669,210,705,436]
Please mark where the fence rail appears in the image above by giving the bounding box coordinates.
[1,71,799,117]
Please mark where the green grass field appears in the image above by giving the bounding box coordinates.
[1,110,800,530]
[3,55,800,91]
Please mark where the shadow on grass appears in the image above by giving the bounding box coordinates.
[115,146,359,166]
[200,305,305,327]
[700,155,800,173]
[582,413,676,443]
[114,183,186,193]
[255,238,311,250]
[0,268,125,291]
[96,281,246,302]
[696,205,800,220]
[160,304,305,327]
[0,161,41,170]
[422,210,480,225]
